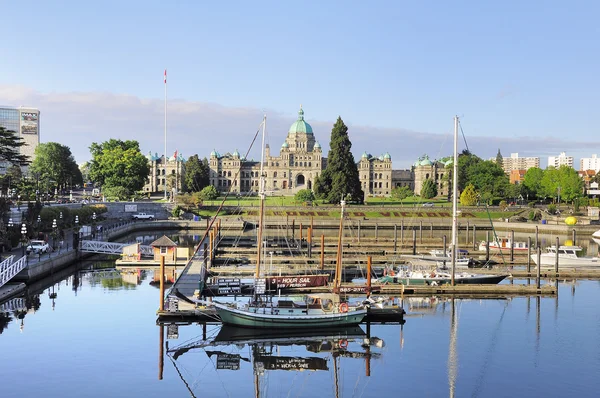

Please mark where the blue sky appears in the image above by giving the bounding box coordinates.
[1,0,598,168]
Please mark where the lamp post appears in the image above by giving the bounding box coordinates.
[52,219,58,250]
[74,215,80,252]
[36,215,41,237]
[17,194,21,210]
[92,212,97,239]
[8,218,14,249]
[21,223,27,257]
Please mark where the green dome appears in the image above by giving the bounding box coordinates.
[281,142,289,148]
[210,149,218,157]
[232,149,240,158]
[288,106,313,134]
[383,152,391,160]
[420,158,433,166]
[314,141,321,149]
[362,151,368,158]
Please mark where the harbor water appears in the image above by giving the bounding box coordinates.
[1,239,600,397]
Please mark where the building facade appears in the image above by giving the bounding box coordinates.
[143,151,185,194]
[412,155,450,197]
[548,152,574,169]
[209,107,324,195]
[0,106,40,173]
[358,152,393,196]
[499,153,540,173]
[580,154,600,172]
[391,169,415,191]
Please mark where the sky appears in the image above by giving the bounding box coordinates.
[1,0,599,169]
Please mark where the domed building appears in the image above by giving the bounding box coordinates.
[412,155,449,197]
[143,151,185,194]
[358,151,393,196]
[209,106,325,194]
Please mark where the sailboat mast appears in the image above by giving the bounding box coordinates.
[255,114,267,278]
[334,199,346,289]
[451,116,459,285]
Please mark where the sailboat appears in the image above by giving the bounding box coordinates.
[205,116,367,328]
[379,116,508,286]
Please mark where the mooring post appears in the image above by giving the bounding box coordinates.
[466,221,470,246]
[412,229,416,255]
[394,224,398,253]
[572,228,576,245]
[299,223,303,249]
[537,247,541,289]
[209,231,214,263]
[367,256,372,298]
[430,222,433,239]
[472,225,477,251]
[419,221,423,244]
[320,234,325,270]
[203,242,208,269]
[443,235,447,269]
[358,220,361,243]
[375,223,378,242]
[510,230,515,262]
[555,237,560,272]
[486,231,490,261]
[307,226,312,258]
[401,220,404,243]
[535,226,539,249]
[159,255,165,311]
[158,323,164,380]
[527,237,531,273]
[292,219,295,240]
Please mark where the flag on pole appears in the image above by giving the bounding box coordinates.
[164,69,167,84]
[174,149,178,159]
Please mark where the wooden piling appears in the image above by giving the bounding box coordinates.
[299,223,303,249]
[401,220,404,243]
[320,234,325,270]
[375,223,378,242]
[510,230,515,262]
[536,246,541,289]
[412,229,416,255]
[419,221,423,244]
[527,237,531,272]
[367,256,372,298]
[486,231,490,261]
[394,224,398,253]
[535,226,539,249]
[307,226,312,258]
[466,221,470,246]
[472,225,477,251]
[292,219,295,240]
[572,229,576,245]
[159,255,165,311]
[358,220,361,243]
[555,237,559,272]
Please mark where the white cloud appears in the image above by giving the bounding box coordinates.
[0,85,595,169]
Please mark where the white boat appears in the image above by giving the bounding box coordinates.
[592,230,600,239]
[379,266,507,286]
[479,237,529,252]
[531,245,600,267]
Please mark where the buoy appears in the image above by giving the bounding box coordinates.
[565,216,577,226]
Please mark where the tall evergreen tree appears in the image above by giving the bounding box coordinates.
[314,117,363,203]
[420,178,438,199]
[495,149,503,169]
[0,127,29,165]
[183,155,209,192]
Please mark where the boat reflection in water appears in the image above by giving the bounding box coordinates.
[165,324,385,397]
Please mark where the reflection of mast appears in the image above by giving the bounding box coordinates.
[255,115,267,278]
[333,355,339,398]
[333,199,346,290]
[158,324,164,380]
[447,298,458,398]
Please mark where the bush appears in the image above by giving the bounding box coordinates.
[547,204,557,214]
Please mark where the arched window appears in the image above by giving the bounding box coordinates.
[273,171,278,178]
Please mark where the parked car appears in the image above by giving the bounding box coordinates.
[422,202,435,207]
[26,240,50,254]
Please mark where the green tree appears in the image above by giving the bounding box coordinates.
[391,186,413,202]
[420,178,437,199]
[183,155,210,192]
[314,117,363,203]
[495,149,503,168]
[522,167,544,199]
[555,165,583,203]
[460,183,478,206]
[30,142,82,194]
[294,189,315,203]
[466,160,509,199]
[101,185,130,200]
[457,150,481,192]
[0,127,29,165]
[199,185,218,201]
[88,139,150,195]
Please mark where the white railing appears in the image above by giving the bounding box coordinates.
[0,255,27,289]
[0,297,27,314]
[80,240,153,256]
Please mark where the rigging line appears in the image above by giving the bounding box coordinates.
[167,354,199,398]
[484,204,507,269]
[458,120,469,154]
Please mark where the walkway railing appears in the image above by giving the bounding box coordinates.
[0,256,27,289]
[0,297,27,314]
[80,240,153,256]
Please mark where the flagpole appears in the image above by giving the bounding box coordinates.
[164,69,167,201]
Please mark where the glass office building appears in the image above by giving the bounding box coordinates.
[0,106,40,172]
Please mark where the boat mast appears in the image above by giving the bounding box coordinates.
[334,198,346,290]
[451,116,459,285]
[255,114,267,278]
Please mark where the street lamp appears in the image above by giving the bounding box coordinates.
[17,195,21,210]
[21,223,27,256]
[92,212,97,239]
[52,219,58,250]
[74,215,80,251]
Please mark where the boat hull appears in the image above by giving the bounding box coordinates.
[379,274,507,285]
[530,254,600,267]
[213,303,367,329]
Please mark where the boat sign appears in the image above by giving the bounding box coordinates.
[217,278,241,294]
[254,278,266,294]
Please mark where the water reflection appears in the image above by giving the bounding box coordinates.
[164,324,385,397]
